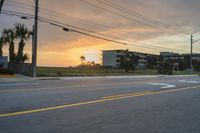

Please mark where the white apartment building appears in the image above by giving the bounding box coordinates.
[102,50,157,68]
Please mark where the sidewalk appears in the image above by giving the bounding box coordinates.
[36,74,199,80]
[0,74,33,83]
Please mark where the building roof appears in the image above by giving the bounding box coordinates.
[102,50,159,56]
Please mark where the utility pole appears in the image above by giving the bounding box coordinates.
[32,0,39,77]
[0,0,5,14]
[190,34,200,74]
[190,35,193,73]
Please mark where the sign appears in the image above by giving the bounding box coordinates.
[0,56,8,68]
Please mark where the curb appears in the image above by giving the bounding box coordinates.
[36,75,199,80]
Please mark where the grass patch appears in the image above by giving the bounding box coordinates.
[37,67,158,77]
[173,71,200,75]
[37,67,200,77]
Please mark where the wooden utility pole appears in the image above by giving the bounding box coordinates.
[0,0,5,14]
[33,0,39,77]
[190,35,193,73]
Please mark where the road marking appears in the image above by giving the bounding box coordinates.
[0,85,199,118]
[178,80,200,83]
[102,91,152,99]
[0,83,39,86]
[148,83,176,88]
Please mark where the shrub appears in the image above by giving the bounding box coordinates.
[194,62,200,71]
[158,61,173,75]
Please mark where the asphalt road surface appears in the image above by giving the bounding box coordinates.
[0,75,200,133]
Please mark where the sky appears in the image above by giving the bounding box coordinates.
[1,0,200,66]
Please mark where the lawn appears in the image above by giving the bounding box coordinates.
[37,67,158,77]
[37,67,200,77]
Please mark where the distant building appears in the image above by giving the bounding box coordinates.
[160,52,200,70]
[102,50,158,68]
[160,52,183,61]
[182,53,200,68]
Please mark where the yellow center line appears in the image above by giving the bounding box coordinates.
[0,85,200,118]
[101,91,152,99]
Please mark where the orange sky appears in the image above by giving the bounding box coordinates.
[1,0,200,66]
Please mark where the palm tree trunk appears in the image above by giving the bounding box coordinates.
[0,44,2,56]
[16,40,25,63]
[9,42,15,62]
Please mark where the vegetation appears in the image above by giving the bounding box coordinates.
[80,55,86,65]
[158,61,173,75]
[2,29,15,62]
[37,67,158,77]
[194,62,200,71]
[15,23,32,63]
[0,37,3,56]
[119,49,137,72]
[0,68,14,75]
[0,23,32,63]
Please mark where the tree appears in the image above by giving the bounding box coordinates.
[15,23,32,63]
[80,55,86,65]
[2,29,15,62]
[158,60,173,75]
[0,36,3,56]
[119,49,136,72]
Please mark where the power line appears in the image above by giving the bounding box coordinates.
[38,15,187,52]
[2,9,188,53]
[3,1,187,46]
[96,0,169,28]
[80,0,189,38]
[6,0,34,7]
[4,2,34,11]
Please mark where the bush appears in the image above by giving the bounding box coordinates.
[158,61,173,75]
[0,68,15,75]
[194,62,200,71]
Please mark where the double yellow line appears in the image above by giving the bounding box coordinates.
[0,85,199,118]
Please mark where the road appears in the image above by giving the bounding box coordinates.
[0,75,200,133]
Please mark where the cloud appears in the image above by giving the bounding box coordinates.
[1,0,200,66]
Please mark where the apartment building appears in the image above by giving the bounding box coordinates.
[102,50,158,68]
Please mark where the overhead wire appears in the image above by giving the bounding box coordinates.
[80,0,189,39]
[96,0,169,28]
[1,9,188,53]
[4,0,188,45]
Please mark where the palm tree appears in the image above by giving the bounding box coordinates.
[0,37,3,56]
[2,29,15,62]
[15,23,31,63]
[80,55,86,65]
